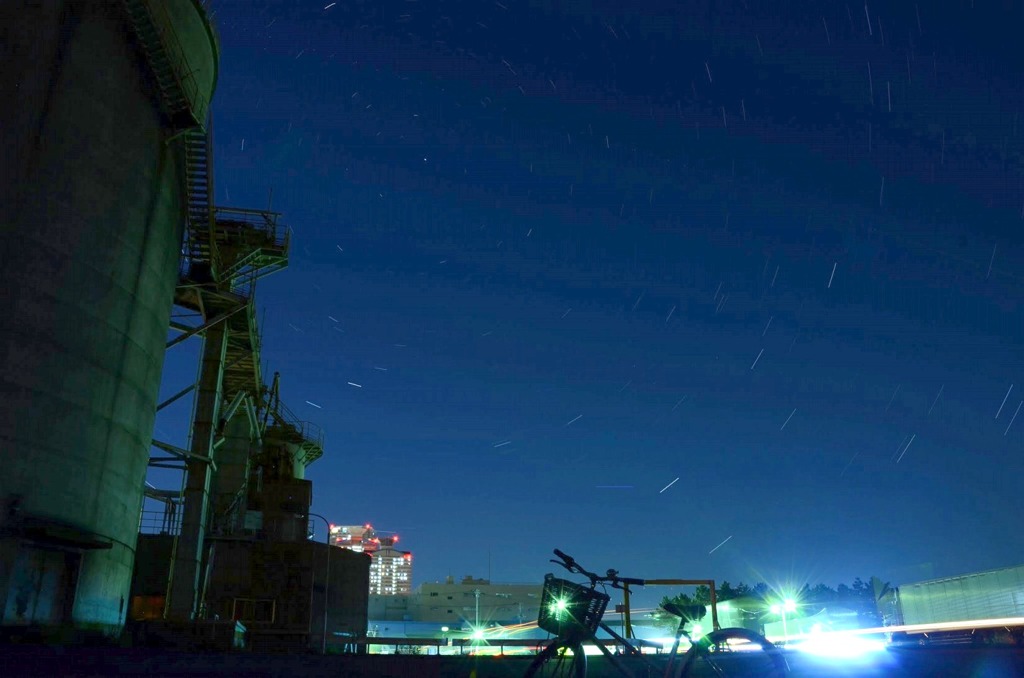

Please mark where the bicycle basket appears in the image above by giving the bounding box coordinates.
[537,574,610,636]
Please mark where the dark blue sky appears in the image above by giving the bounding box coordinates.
[155,0,1022,605]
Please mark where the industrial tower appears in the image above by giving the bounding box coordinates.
[1,1,356,648]
[0,0,218,638]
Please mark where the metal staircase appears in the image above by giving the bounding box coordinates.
[183,129,217,282]
[123,0,209,132]
[221,296,263,408]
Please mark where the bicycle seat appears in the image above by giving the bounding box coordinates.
[662,603,707,620]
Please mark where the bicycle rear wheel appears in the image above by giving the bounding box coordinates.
[524,639,587,678]
[676,628,789,677]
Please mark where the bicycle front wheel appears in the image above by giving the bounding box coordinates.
[524,639,587,678]
[676,628,789,678]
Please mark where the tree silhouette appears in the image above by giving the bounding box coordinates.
[652,576,890,630]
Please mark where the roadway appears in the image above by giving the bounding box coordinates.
[2,644,1024,676]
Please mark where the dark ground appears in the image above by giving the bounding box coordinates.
[1,644,1023,677]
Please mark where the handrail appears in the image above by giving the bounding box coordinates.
[135,0,211,128]
[213,206,289,248]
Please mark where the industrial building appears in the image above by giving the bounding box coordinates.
[1,0,367,650]
[369,576,543,627]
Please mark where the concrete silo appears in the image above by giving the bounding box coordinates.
[0,0,217,637]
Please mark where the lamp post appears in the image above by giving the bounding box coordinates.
[306,512,332,655]
[770,599,797,643]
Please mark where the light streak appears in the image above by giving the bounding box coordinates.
[1005,401,1022,436]
[708,535,732,554]
[895,433,916,463]
[750,348,764,370]
[995,384,1013,418]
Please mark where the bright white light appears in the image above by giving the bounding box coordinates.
[794,633,887,658]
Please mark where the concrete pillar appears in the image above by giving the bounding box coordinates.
[166,321,226,620]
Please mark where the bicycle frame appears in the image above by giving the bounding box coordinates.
[560,614,693,678]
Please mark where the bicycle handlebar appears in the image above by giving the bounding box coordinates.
[551,549,645,589]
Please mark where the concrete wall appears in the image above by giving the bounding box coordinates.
[317,544,371,653]
[0,0,216,636]
[202,540,370,653]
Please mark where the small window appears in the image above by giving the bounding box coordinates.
[232,598,275,624]
[447,609,453,614]
[429,592,438,597]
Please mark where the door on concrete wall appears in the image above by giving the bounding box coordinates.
[2,546,78,626]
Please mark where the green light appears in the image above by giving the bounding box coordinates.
[550,598,569,616]
[691,623,704,639]
[472,629,484,640]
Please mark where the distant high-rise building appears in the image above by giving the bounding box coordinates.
[329,524,412,595]
[329,524,380,553]
[369,535,412,596]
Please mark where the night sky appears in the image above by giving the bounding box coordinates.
[153,0,1023,607]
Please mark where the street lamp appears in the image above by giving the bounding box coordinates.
[471,588,485,628]
[305,512,332,655]
[769,598,797,643]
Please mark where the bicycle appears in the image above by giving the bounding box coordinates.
[524,549,789,677]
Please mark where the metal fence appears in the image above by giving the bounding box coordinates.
[139,507,182,535]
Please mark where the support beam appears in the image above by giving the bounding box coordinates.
[157,351,257,413]
[165,302,246,350]
[220,391,247,425]
[157,384,196,412]
[151,440,217,471]
[144,487,182,502]
[148,456,184,464]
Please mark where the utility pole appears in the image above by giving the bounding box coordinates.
[473,588,482,628]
